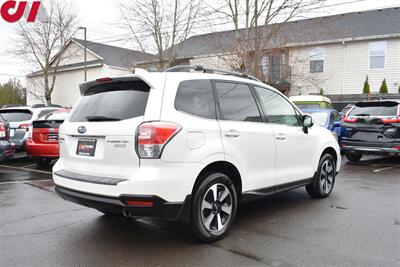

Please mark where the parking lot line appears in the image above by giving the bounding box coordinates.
[373,166,397,173]
[22,164,38,168]
[0,179,53,185]
[0,164,52,175]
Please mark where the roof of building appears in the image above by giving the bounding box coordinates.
[171,7,400,59]
[72,38,156,69]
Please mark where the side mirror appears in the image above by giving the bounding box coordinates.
[302,115,313,134]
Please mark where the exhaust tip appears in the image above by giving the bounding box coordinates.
[122,208,132,218]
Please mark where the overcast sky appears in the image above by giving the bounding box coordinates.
[0,0,399,84]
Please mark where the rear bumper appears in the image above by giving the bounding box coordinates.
[342,145,400,155]
[55,186,191,222]
[25,139,59,158]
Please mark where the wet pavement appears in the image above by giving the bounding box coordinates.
[0,156,399,267]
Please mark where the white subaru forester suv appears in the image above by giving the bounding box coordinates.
[53,66,341,242]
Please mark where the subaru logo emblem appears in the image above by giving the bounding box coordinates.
[78,126,86,134]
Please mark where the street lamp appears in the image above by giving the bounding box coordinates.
[78,27,87,81]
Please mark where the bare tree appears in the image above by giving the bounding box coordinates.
[14,0,78,104]
[118,0,200,69]
[213,0,326,80]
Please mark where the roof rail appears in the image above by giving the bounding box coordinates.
[164,65,260,82]
[31,104,63,108]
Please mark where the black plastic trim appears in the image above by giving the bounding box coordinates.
[241,177,313,203]
[55,186,191,221]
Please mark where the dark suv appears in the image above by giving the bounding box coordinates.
[341,100,400,161]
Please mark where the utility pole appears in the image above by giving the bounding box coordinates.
[78,27,87,81]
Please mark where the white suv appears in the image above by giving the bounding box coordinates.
[53,66,341,242]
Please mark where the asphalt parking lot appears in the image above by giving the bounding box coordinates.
[0,155,399,267]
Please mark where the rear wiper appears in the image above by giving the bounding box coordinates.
[354,113,371,116]
[85,115,121,122]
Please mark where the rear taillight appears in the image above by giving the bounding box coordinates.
[27,125,33,139]
[136,122,181,159]
[381,117,400,123]
[0,123,6,139]
[19,124,30,131]
[343,116,358,123]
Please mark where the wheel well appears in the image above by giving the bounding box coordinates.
[322,147,338,165]
[193,161,242,198]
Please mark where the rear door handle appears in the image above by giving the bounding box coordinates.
[224,130,240,138]
[276,133,286,140]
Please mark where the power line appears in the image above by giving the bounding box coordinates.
[0,73,25,77]
[89,0,367,44]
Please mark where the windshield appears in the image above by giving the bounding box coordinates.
[69,81,150,122]
[348,102,398,117]
[0,109,33,122]
[304,111,329,127]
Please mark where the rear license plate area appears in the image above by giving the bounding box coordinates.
[76,138,97,157]
[47,134,58,141]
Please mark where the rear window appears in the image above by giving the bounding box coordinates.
[69,81,150,122]
[0,109,33,122]
[41,111,69,121]
[295,104,321,109]
[304,111,329,127]
[349,102,399,117]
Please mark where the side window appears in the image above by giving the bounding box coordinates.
[254,86,300,126]
[174,80,216,119]
[214,82,262,122]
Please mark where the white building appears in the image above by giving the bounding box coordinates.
[164,7,400,98]
[26,39,155,107]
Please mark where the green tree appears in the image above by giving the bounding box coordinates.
[319,88,324,95]
[0,79,26,107]
[379,79,388,94]
[363,76,370,94]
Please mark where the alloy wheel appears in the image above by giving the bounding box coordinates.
[201,183,232,233]
[320,159,334,194]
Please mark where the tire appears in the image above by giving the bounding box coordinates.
[346,152,362,162]
[306,153,336,198]
[36,157,52,167]
[191,172,238,242]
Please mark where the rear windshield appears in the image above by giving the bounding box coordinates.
[0,109,33,122]
[40,111,69,121]
[304,111,328,127]
[295,104,321,109]
[69,81,150,122]
[348,102,399,117]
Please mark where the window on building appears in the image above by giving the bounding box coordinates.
[214,82,262,122]
[310,47,324,73]
[369,41,386,69]
[174,80,216,119]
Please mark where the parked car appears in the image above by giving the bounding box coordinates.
[289,95,333,109]
[341,100,400,161]
[26,109,70,167]
[341,104,354,116]
[0,115,15,162]
[302,109,342,143]
[0,105,61,151]
[53,66,341,242]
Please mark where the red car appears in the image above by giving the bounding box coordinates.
[26,109,70,166]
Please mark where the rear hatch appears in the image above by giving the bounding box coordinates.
[32,111,69,144]
[0,109,32,141]
[59,79,151,179]
[342,101,400,147]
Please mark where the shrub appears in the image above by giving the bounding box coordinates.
[379,79,388,94]
[363,76,370,94]
[319,88,324,95]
